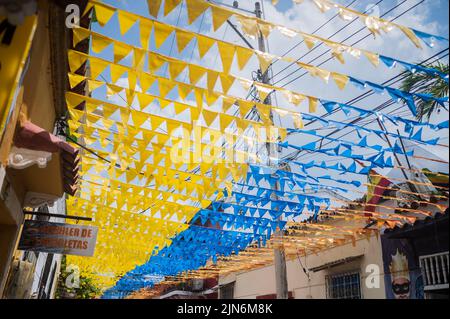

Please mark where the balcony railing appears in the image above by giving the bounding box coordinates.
[419,251,449,291]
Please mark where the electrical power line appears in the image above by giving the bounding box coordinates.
[273,0,424,88]
[285,50,449,163]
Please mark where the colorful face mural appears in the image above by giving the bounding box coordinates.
[389,249,411,299]
[381,237,424,299]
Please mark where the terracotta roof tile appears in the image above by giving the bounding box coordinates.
[14,120,80,196]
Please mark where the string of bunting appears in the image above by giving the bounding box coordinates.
[67,49,448,147]
[305,0,449,49]
[66,0,449,295]
[143,0,449,50]
[75,26,449,110]
[83,1,449,82]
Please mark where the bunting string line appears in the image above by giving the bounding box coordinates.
[83,1,449,82]
[67,50,448,147]
[76,26,448,111]
[303,0,449,48]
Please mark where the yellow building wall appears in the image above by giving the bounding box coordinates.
[0,1,62,296]
[21,1,56,132]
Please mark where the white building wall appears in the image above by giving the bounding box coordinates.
[220,234,387,299]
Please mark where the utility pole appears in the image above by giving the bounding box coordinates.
[255,1,289,300]
[211,0,289,299]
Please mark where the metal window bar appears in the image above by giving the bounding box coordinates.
[419,252,449,291]
[326,271,362,299]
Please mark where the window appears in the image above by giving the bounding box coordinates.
[326,271,362,299]
[219,282,235,299]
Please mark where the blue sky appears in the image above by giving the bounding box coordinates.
[86,0,449,204]
[79,0,449,292]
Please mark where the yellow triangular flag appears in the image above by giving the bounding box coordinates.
[140,19,153,50]
[256,103,271,123]
[191,105,200,121]
[117,10,137,35]
[164,0,182,16]
[188,65,206,85]
[158,78,176,98]
[119,108,130,125]
[186,0,209,24]
[194,88,204,108]
[325,42,346,64]
[398,25,422,49]
[93,3,115,27]
[217,41,235,73]
[308,97,318,113]
[235,46,253,70]
[103,99,119,118]
[197,36,215,58]
[159,99,171,112]
[139,73,156,93]
[178,83,193,101]
[154,22,174,49]
[282,90,306,106]
[300,63,330,82]
[169,60,187,80]
[207,71,219,92]
[133,48,146,70]
[258,21,273,38]
[202,110,218,127]
[106,83,123,97]
[254,83,273,103]
[131,110,149,128]
[127,70,137,92]
[82,2,94,17]
[331,72,349,90]
[90,58,110,79]
[222,96,236,113]
[236,16,258,39]
[174,102,189,115]
[363,51,380,67]
[113,41,133,63]
[176,30,195,53]
[147,0,162,18]
[136,92,154,110]
[110,63,128,83]
[68,50,88,73]
[68,73,86,89]
[219,74,235,94]
[87,79,104,93]
[293,113,304,129]
[302,34,317,50]
[148,53,166,73]
[219,113,234,130]
[151,116,166,131]
[256,51,274,74]
[239,100,254,117]
[66,92,85,110]
[210,5,233,31]
[72,27,90,47]
[126,87,136,104]
[205,91,220,107]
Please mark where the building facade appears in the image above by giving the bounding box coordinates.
[219,229,387,299]
[218,184,449,299]
[0,0,85,298]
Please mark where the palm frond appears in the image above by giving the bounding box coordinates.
[400,62,449,121]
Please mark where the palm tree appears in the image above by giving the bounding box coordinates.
[400,62,449,121]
